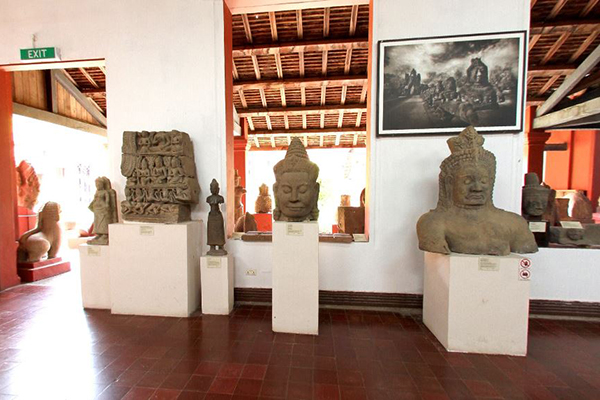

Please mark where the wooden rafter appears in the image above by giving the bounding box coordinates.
[323,8,330,37]
[568,31,599,63]
[349,5,359,36]
[98,66,106,75]
[266,115,273,130]
[232,38,368,57]
[232,59,239,80]
[538,75,561,95]
[581,0,599,17]
[301,87,306,106]
[341,86,348,105]
[251,55,261,80]
[238,89,248,108]
[303,114,307,129]
[534,97,600,129]
[528,64,576,76]
[299,51,305,77]
[338,112,344,128]
[237,104,366,117]
[274,53,283,79]
[242,14,253,43]
[541,32,571,65]
[280,87,286,106]
[530,19,600,35]
[79,68,99,88]
[548,0,568,19]
[571,69,600,93]
[320,113,325,128]
[259,88,267,107]
[322,50,328,76]
[268,12,278,41]
[531,0,538,9]
[284,115,289,129]
[355,111,362,127]
[233,75,367,91]
[321,87,326,105]
[529,34,541,51]
[247,116,255,130]
[54,70,107,126]
[344,49,353,74]
[296,10,303,39]
[360,82,368,103]
[250,127,365,136]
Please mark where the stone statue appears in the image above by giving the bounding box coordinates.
[273,137,320,222]
[88,177,118,245]
[567,191,594,222]
[206,179,227,256]
[416,126,537,256]
[255,183,272,213]
[18,202,62,262]
[234,169,246,222]
[340,195,351,207]
[120,130,200,223]
[522,173,551,221]
[16,160,40,211]
[235,212,258,233]
[549,225,600,247]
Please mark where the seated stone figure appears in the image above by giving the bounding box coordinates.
[416,126,537,256]
[18,202,63,262]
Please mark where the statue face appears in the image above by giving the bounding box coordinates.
[452,165,491,207]
[523,192,547,217]
[274,171,316,219]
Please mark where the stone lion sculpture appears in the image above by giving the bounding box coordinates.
[18,201,62,262]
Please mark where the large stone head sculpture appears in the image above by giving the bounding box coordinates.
[521,172,551,218]
[273,137,320,222]
[438,126,496,210]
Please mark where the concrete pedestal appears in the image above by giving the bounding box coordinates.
[109,221,201,317]
[272,221,319,335]
[200,255,234,315]
[79,244,111,309]
[423,252,531,356]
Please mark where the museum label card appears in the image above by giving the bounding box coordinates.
[139,226,155,236]
[529,221,547,233]
[87,246,101,257]
[560,221,583,229]
[286,224,303,236]
[207,258,221,268]
[479,257,500,271]
[353,234,367,242]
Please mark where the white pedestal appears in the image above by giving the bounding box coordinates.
[272,221,319,335]
[109,221,201,317]
[200,255,234,315]
[423,252,530,356]
[79,244,111,309]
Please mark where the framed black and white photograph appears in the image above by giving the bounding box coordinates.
[377,31,526,136]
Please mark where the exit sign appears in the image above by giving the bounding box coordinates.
[20,47,60,62]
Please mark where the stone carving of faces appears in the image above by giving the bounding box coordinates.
[452,165,491,207]
[566,229,584,241]
[274,171,318,220]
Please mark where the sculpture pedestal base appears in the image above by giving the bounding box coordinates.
[200,255,234,315]
[272,221,319,335]
[109,221,201,317]
[17,257,71,282]
[79,244,111,309]
[423,252,530,356]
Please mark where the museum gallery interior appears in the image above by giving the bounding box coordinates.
[1,0,600,399]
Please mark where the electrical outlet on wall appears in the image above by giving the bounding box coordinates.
[246,269,257,276]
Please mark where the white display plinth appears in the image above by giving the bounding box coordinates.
[109,221,201,317]
[79,244,111,309]
[423,252,530,356]
[272,221,319,335]
[200,255,234,315]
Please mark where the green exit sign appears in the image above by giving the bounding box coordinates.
[20,47,60,62]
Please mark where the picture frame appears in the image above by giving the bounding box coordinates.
[377,31,527,137]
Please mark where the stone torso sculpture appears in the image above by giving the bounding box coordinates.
[234,170,246,222]
[273,137,320,222]
[255,183,273,213]
[416,126,537,256]
[206,179,227,256]
[88,177,118,245]
[18,202,62,262]
[16,160,40,211]
[120,130,200,223]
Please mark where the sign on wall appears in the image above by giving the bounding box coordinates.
[20,47,61,62]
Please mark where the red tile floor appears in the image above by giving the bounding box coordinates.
[1,282,599,400]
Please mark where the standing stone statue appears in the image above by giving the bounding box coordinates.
[273,137,320,222]
[255,183,273,213]
[88,177,118,245]
[18,202,63,262]
[416,126,537,256]
[234,169,246,222]
[206,179,227,256]
[120,130,200,223]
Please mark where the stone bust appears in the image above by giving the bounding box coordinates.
[521,172,551,221]
[416,126,537,256]
[273,137,320,222]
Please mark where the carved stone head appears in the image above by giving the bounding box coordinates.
[273,137,320,222]
[522,172,551,218]
[259,183,269,196]
[438,126,496,210]
[210,179,220,195]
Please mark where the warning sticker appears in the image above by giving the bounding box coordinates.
[519,269,531,281]
[520,258,531,268]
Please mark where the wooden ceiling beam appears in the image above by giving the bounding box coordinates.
[251,55,261,80]
[54,69,107,127]
[259,88,268,107]
[238,89,248,108]
[360,82,368,103]
[581,0,599,17]
[299,51,305,77]
[266,115,273,130]
[249,127,366,136]
[321,86,326,105]
[274,53,283,79]
[98,65,106,75]
[531,0,538,9]
[268,12,278,41]
[242,14,253,43]
[529,34,541,51]
[233,75,368,90]
[349,5,359,36]
[534,96,600,129]
[338,112,344,128]
[320,113,325,128]
[530,19,600,35]
[322,50,328,76]
[232,38,368,57]
[568,31,599,63]
[341,85,348,105]
[571,69,600,93]
[78,67,99,88]
[303,114,307,129]
[323,8,330,37]
[301,86,306,106]
[247,116,255,131]
[541,32,571,65]
[355,111,362,127]
[296,10,303,39]
[280,87,286,107]
[284,115,289,129]
[528,64,576,77]
[344,49,353,74]
[548,0,569,19]
[232,59,239,80]
[538,75,561,96]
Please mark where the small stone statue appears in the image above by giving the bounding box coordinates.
[416,126,537,256]
[567,191,594,222]
[522,173,551,220]
[340,195,351,207]
[234,169,246,222]
[273,137,320,222]
[235,212,258,233]
[549,225,600,247]
[88,177,118,245]
[18,202,62,262]
[255,183,272,213]
[206,179,227,256]
[16,160,40,211]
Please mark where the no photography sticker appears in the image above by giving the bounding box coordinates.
[519,269,531,281]
[520,258,531,268]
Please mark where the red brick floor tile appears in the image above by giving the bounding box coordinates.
[161,372,193,390]
[185,375,215,392]
[209,378,239,394]
[122,386,157,400]
[339,386,367,400]
[290,367,313,383]
[264,366,290,381]
[288,381,313,400]
[314,369,338,385]
[97,383,134,400]
[152,388,182,399]
[177,391,207,400]
[218,363,245,378]
[195,362,224,376]
[260,380,288,398]
[314,383,340,400]
[241,364,267,380]
[463,379,501,397]
[337,370,363,387]
[234,379,263,396]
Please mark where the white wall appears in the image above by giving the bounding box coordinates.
[0,0,228,235]
[230,0,529,294]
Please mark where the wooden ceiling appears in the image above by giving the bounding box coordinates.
[232,5,369,150]
[528,0,600,104]
[63,66,107,116]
